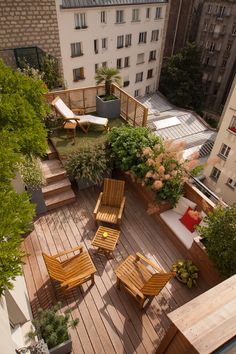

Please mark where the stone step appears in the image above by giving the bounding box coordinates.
[42,178,71,198]
[46,142,57,160]
[41,160,66,183]
[45,190,76,210]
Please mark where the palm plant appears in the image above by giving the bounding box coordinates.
[95,67,121,96]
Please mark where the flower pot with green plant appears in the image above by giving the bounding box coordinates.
[66,145,110,190]
[19,156,46,215]
[95,67,121,118]
[172,259,199,288]
[28,303,79,354]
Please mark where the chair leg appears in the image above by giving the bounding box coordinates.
[116,278,121,290]
[139,297,145,309]
[91,274,95,285]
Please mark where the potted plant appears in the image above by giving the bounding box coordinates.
[18,156,47,215]
[95,67,121,119]
[65,145,110,190]
[28,303,79,354]
[172,259,199,288]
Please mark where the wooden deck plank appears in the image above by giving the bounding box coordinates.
[22,184,209,354]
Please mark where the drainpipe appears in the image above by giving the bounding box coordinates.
[171,0,183,56]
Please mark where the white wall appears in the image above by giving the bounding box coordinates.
[56,1,168,97]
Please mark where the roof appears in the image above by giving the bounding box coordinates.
[138,93,217,162]
[61,0,167,8]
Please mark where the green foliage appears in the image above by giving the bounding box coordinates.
[197,204,236,278]
[159,42,203,110]
[66,145,110,185]
[204,115,218,129]
[28,303,79,349]
[41,54,65,90]
[108,125,161,173]
[172,259,199,288]
[18,156,45,190]
[0,188,35,296]
[95,67,121,96]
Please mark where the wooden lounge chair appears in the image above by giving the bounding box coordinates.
[93,178,125,226]
[115,252,175,308]
[51,96,108,134]
[42,246,96,292]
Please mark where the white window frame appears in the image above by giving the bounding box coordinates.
[210,167,221,181]
[134,89,141,97]
[132,9,140,22]
[116,10,124,23]
[125,34,132,47]
[146,8,150,19]
[102,61,107,68]
[71,42,83,57]
[102,38,108,50]
[95,63,99,73]
[138,32,147,44]
[151,29,159,42]
[101,11,106,23]
[145,85,151,95]
[229,116,236,132]
[117,58,122,69]
[124,56,130,68]
[73,67,85,82]
[149,50,156,61]
[135,72,143,83]
[74,13,86,29]
[219,144,231,159]
[137,53,144,65]
[155,7,161,19]
[147,69,153,79]
[226,178,236,189]
[117,35,124,49]
[94,39,99,54]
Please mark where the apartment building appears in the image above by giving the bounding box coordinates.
[196,1,236,114]
[56,0,169,97]
[204,75,236,205]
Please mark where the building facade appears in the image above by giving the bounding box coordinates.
[56,0,169,97]
[196,1,236,114]
[204,75,236,205]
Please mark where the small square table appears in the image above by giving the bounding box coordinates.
[92,226,120,257]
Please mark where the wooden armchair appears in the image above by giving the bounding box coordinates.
[42,246,96,292]
[115,252,175,308]
[93,178,125,226]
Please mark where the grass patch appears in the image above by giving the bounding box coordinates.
[50,117,124,159]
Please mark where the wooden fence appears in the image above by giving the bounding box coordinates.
[45,84,148,127]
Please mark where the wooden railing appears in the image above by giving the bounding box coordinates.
[45,84,148,127]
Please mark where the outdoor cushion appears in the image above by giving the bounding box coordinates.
[160,209,198,249]
[179,207,202,233]
[79,114,108,126]
[173,196,197,215]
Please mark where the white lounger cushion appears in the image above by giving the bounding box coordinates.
[79,115,108,126]
[160,209,198,249]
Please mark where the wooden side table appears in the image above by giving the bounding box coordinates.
[92,226,120,257]
[63,121,77,143]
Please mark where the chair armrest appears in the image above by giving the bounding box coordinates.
[135,252,163,273]
[118,275,144,299]
[63,117,81,121]
[118,197,126,221]
[53,245,83,258]
[93,192,103,216]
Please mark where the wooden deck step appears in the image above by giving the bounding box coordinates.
[45,190,76,210]
[42,178,71,197]
[41,160,66,183]
[46,142,57,160]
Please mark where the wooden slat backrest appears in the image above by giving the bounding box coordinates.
[141,272,174,296]
[42,253,66,282]
[102,178,125,207]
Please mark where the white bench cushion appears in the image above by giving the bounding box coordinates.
[160,209,198,249]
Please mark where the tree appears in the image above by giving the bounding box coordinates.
[197,204,236,278]
[95,67,121,96]
[159,43,204,111]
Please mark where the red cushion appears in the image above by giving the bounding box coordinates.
[179,207,202,233]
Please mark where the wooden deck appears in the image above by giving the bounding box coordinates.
[22,184,209,354]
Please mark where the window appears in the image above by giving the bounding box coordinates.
[203,20,208,31]
[102,61,107,68]
[71,42,83,57]
[149,50,156,61]
[117,58,122,69]
[151,29,159,41]
[135,72,143,83]
[134,89,141,97]
[145,85,150,95]
[117,35,124,48]
[217,6,225,18]
[209,42,215,52]
[125,34,132,47]
[132,9,140,22]
[229,116,236,133]
[102,38,108,50]
[210,167,221,181]
[116,10,124,23]
[137,53,144,64]
[221,59,227,68]
[94,39,98,54]
[146,8,150,19]
[226,178,236,189]
[219,144,231,159]
[124,56,130,67]
[95,63,99,72]
[138,32,147,44]
[123,76,129,87]
[73,67,85,81]
[207,4,212,13]
[101,11,106,23]
[232,24,236,35]
[147,69,153,79]
[74,13,87,29]
[155,7,161,19]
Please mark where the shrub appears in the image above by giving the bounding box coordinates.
[66,145,109,185]
[172,259,198,288]
[28,303,79,349]
[108,125,161,173]
[197,204,236,278]
[18,156,45,191]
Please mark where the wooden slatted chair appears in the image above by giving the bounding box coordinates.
[42,246,96,293]
[93,178,126,226]
[115,252,175,308]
